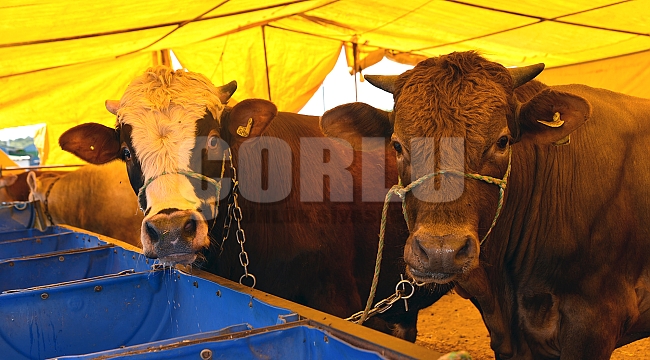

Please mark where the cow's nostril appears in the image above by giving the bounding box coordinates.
[455,237,473,263]
[146,222,160,243]
[183,219,197,237]
[413,236,430,261]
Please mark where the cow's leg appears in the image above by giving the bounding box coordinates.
[556,297,624,360]
[362,317,397,338]
[357,312,418,341]
[390,310,418,342]
[518,291,622,359]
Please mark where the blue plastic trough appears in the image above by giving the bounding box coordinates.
[0,201,441,360]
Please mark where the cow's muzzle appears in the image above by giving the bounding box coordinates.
[141,208,209,264]
[404,229,479,284]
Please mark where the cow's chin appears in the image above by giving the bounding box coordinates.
[159,253,198,266]
[407,267,458,285]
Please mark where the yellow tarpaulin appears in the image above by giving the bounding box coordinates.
[1,0,648,164]
[0,151,21,176]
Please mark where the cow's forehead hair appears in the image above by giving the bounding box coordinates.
[393,51,511,164]
[114,66,224,180]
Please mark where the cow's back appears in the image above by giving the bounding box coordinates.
[32,162,143,247]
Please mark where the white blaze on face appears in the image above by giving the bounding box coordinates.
[129,110,210,254]
[114,67,225,257]
[129,109,199,212]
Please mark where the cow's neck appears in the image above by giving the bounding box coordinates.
[495,142,580,273]
[198,159,241,276]
[457,141,580,357]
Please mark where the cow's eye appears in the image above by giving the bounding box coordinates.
[207,135,220,149]
[392,141,403,154]
[496,136,509,150]
[121,147,132,161]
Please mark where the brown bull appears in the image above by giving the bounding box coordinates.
[56,66,446,341]
[320,51,650,359]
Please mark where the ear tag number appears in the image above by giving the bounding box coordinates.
[236,118,253,137]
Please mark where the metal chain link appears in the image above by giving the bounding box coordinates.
[221,188,234,253]
[345,277,419,324]
[221,151,256,288]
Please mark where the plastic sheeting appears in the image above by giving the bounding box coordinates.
[0,0,648,164]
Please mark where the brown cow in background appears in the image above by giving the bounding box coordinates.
[0,170,64,203]
[28,161,143,247]
[321,51,650,359]
[0,172,21,202]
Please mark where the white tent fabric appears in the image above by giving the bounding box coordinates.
[1,0,648,164]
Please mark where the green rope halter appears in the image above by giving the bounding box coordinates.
[137,170,223,212]
[358,149,512,325]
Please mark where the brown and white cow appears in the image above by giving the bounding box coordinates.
[321,51,650,359]
[57,66,446,341]
[27,161,143,247]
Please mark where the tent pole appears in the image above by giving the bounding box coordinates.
[262,26,272,102]
[152,50,171,67]
[353,42,358,102]
[160,49,172,67]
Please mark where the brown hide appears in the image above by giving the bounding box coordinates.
[28,161,143,247]
[332,51,650,359]
[484,83,650,359]
[0,170,65,202]
[211,110,443,341]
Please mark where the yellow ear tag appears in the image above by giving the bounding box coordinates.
[553,135,571,146]
[537,112,564,128]
[236,118,253,137]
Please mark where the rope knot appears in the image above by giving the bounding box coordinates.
[392,185,408,199]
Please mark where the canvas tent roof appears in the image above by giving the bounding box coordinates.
[1,0,649,165]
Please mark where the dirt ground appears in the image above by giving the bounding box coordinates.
[415,292,650,359]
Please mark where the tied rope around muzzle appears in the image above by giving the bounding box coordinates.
[357,150,511,325]
[137,171,223,213]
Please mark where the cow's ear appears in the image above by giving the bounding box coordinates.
[0,174,18,187]
[59,123,121,164]
[320,102,392,151]
[26,171,41,201]
[223,99,277,145]
[514,88,591,145]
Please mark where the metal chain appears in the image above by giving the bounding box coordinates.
[220,151,256,288]
[221,186,234,254]
[345,277,419,324]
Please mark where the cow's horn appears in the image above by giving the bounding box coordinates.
[364,75,398,94]
[217,80,237,104]
[508,63,545,89]
[105,100,120,115]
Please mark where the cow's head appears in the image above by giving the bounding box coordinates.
[321,51,590,284]
[0,174,19,202]
[59,66,276,264]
